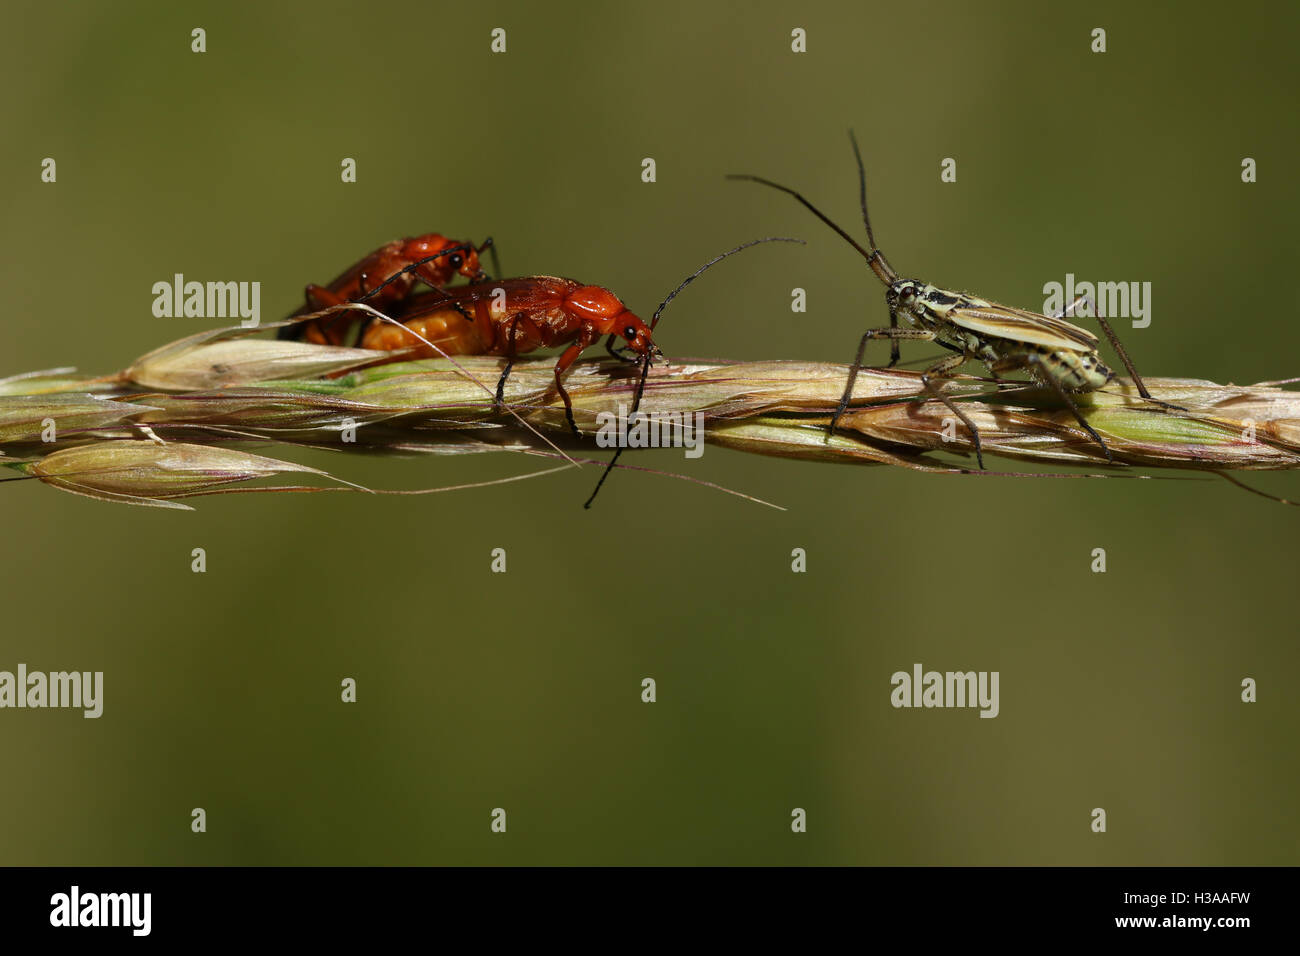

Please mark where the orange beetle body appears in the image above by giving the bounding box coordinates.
[280,234,488,345]
[362,276,653,357]
[360,276,660,435]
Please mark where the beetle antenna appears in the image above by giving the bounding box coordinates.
[584,236,804,509]
[477,236,501,281]
[354,243,478,304]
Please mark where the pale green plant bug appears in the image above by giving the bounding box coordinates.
[730,132,1182,469]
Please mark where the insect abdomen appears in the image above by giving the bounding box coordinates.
[1028,347,1113,391]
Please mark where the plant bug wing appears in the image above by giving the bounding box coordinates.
[946,302,1101,351]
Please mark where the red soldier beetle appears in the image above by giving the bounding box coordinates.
[349,237,805,505]
[359,275,661,437]
[278,234,496,345]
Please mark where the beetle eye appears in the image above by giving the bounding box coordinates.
[624,326,638,340]
[449,253,463,269]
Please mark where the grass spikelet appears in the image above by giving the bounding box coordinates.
[3,321,1299,507]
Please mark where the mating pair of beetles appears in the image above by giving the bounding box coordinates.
[282,131,1176,478]
[276,229,801,507]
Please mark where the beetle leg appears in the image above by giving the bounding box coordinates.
[303,284,346,312]
[604,333,638,363]
[477,236,501,282]
[281,285,351,343]
[495,313,525,406]
[553,328,600,438]
[402,282,473,323]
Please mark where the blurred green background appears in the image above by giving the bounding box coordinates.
[1,0,1296,865]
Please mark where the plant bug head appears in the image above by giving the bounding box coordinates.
[885,278,929,315]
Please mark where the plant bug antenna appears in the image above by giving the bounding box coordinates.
[583,236,805,509]
[845,129,898,283]
[729,130,903,365]
[727,149,897,286]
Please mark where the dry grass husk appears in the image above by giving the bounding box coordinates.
[2,321,1298,507]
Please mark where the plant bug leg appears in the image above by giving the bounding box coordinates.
[830,326,938,436]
